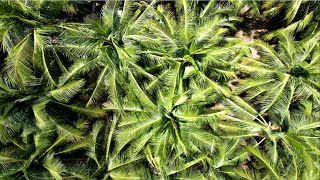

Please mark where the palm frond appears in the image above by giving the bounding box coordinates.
[2,35,36,87]
[43,153,66,180]
[246,146,280,179]
[48,79,85,103]
[52,102,106,118]
[58,58,101,86]
[285,0,304,24]
[86,67,109,108]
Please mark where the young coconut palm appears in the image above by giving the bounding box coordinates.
[235,29,320,123]
[222,97,320,179]
[104,62,230,179]
[0,0,76,88]
[0,1,107,179]
[55,0,164,116]
[232,0,320,25]
[102,0,246,178]
[0,73,107,179]
[130,0,242,99]
[261,0,320,25]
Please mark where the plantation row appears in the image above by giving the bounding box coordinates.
[0,0,319,179]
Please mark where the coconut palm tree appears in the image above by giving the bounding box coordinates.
[102,0,246,178]
[0,1,106,179]
[0,60,107,179]
[232,0,320,25]
[222,96,320,179]
[131,0,242,98]
[55,0,161,113]
[227,14,320,179]
[261,0,320,25]
[234,29,320,123]
[0,0,76,88]
[104,63,228,178]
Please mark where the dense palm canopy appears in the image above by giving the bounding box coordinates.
[0,0,319,179]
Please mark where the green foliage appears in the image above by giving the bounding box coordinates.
[0,0,319,179]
